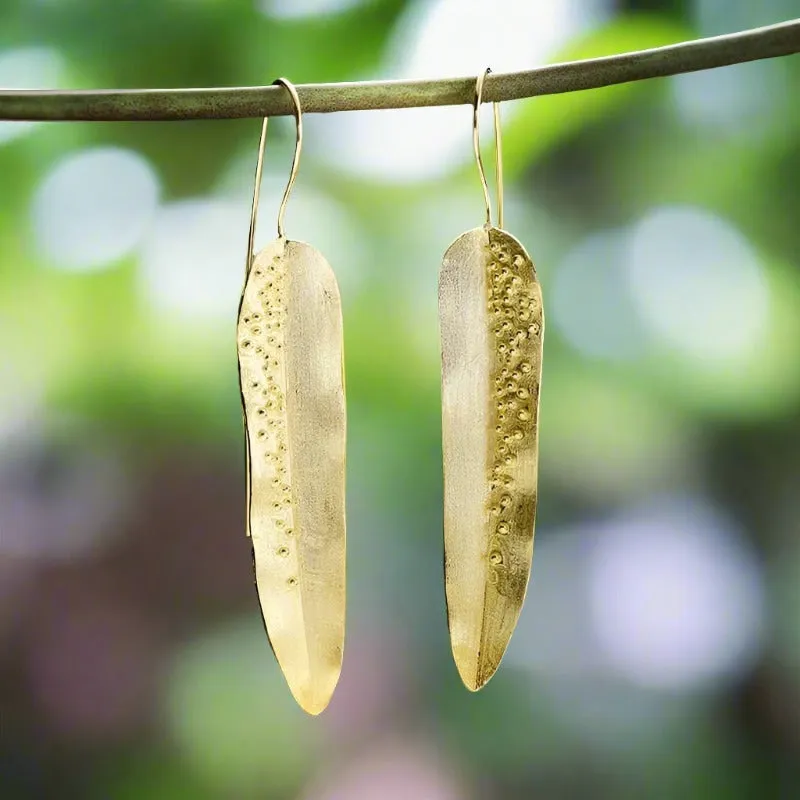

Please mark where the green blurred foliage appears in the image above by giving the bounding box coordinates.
[502,14,693,177]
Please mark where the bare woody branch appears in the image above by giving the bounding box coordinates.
[0,19,798,122]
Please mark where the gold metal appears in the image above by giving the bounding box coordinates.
[238,79,346,715]
[493,102,504,230]
[245,78,303,256]
[439,71,544,691]
[245,118,268,279]
[472,68,504,230]
[273,78,302,240]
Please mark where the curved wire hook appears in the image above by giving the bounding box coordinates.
[273,78,303,239]
[245,77,303,274]
[473,67,504,230]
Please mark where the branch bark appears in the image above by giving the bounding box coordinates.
[0,19,798,122]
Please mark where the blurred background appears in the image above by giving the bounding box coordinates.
[1,1,800,798]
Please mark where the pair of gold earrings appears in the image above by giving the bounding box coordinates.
[237,72,543,715]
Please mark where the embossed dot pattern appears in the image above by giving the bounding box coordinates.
[238,252,296,579]
[439,225,543,690]
[484,229,543,600]
[236,238,347,715]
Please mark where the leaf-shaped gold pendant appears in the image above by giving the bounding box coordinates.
[439,225,543,691]
[237,238,346,715]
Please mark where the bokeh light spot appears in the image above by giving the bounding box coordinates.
[672,60,785,135]
[301,740,466,800]
[625,205,770,365]
[588,496,765,691]
[253,175,368,300]
[0,47,63,145]
[31,147,160,272]
[139,199,244,320]
[553,229,649,361]
[319,0,607,182]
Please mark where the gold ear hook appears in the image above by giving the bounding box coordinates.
[245,77,304,275]
[273,78,303,240]
[473,67,504,230]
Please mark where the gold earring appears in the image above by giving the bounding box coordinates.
[439,68,544,691]
[238,78,346,715]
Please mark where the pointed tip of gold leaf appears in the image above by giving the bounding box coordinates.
[454,654,498,693]
[298,697,330,716]
[291,679,339,715]
[285,659,343,715]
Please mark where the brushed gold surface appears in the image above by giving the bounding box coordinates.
[237,237,346,715]
[439,225,543,691]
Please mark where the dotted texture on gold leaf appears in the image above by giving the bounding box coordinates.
[236,239,347,715]
[238,253,297,583]
[439,226,544,690]
[484,229,543,601]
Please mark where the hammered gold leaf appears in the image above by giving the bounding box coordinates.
[237,238,346,715]
[439,226,543,691]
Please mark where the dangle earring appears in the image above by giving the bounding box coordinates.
[439,68,544,691]
[237,79,346,715]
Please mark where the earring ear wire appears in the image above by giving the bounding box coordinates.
[473,67,504,230]
[246,77,304,276]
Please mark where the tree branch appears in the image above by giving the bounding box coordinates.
[0,19,798,122]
